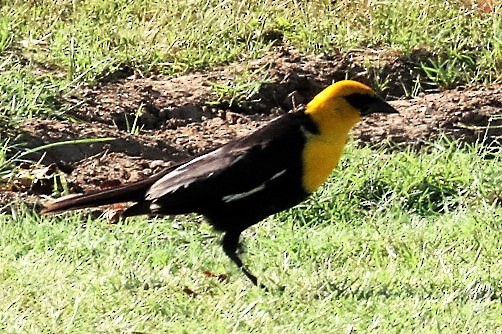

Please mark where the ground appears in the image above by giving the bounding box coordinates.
[6,49,502,205]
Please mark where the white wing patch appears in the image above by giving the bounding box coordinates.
[222,184,266,202]
[222,169,287,203]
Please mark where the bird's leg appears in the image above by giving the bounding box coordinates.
[222,231,266,289]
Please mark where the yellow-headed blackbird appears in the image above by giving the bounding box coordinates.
[42,80,398,287]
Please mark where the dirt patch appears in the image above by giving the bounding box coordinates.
[353,84,501,146]
[8,48,502,204]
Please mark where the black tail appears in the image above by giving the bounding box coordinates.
[41,167,174,215]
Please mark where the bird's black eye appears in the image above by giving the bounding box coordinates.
[344,93,379,114]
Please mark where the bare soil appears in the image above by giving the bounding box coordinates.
[4,48,501,206]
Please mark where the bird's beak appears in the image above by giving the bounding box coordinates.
[364,97,399,115]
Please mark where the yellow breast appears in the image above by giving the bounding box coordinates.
[301,135,348,193]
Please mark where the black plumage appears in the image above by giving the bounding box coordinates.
[43,111,319,286]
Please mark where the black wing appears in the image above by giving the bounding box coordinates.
[145,110,318,219]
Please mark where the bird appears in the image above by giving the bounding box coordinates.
[42,80,398,287]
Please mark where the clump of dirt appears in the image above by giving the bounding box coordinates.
[7,48,502,204]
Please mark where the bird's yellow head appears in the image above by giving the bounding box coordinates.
[301,80,398,193]
[305,80,397,136]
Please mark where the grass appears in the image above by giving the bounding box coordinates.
[0,0,501,332]
[0,142,500,333]
[208,63,272,108]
